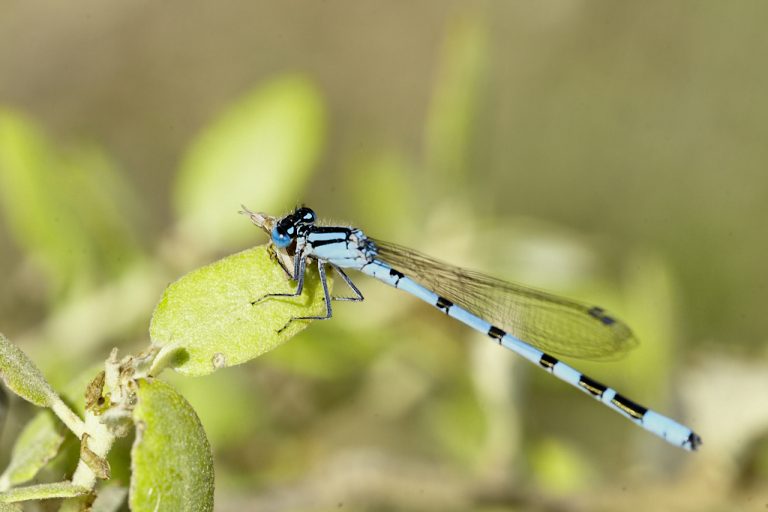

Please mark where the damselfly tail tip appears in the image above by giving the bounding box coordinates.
[686,432,703,451]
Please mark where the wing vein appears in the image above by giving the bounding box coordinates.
[371,238,638,360]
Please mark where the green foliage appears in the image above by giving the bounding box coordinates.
[426,375,487,464]
[0,412,65,489]
[3,5,752,506]
[529,439,596,493]
[0,363,102,489]
[343,150,419,241]
[0,333,58,407]
[150,245,328,376]
[175,75,326,250]
[130,379,213,512]
[0,74,331,509]
[0,482,89,503]
[0,109,141,297]
[161,369,261,452]
[424,12,488,196]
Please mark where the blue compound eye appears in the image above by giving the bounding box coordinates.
[271,226,293,248]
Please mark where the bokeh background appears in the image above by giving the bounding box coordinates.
[2,1,768,510]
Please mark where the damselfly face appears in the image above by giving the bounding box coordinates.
[271,206,317,248]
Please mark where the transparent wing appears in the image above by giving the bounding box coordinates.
[372,239,638,360]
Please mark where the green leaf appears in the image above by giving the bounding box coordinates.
[0,109,141,295]
[0,412,65,489]
[0,482,89,503]
[0,109,78,291]
[130,379,213,512]
[0,333,58,407]
[424,13,488,194]
[174,74,326,250]
[0,502,21,511]
[57,143,144,282]
[149,245,328,376]
[0,363,102,489]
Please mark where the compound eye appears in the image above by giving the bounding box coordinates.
[271,226,293,248]
[297,207,316,224]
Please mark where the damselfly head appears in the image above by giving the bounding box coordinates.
[240,205,319,249]
[269,206,318,248]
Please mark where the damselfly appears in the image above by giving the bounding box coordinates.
[241,205,701,451]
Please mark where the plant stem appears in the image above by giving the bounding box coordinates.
[58,410,117,512]
[50,399,85,439]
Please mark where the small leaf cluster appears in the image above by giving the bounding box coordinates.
[0,75,327,510]
[0,243,328,510]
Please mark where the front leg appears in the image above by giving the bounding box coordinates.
[251,250,307,305]
[277,260,333,333]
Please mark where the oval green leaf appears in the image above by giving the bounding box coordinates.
[149,245,328,376]
[0,412,65,490]
[174,75,326,250]
[129,379,213,512]
[0,333,58,407]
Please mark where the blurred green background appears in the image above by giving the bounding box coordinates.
[1,1,768,511]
